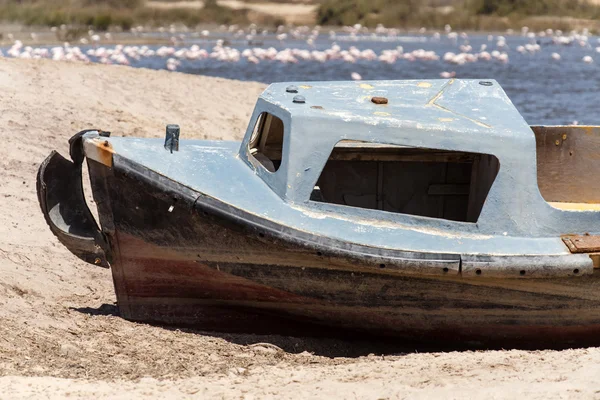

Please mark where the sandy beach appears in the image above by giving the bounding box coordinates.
[1,58,600,399]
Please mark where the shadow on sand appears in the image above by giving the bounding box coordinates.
[71,303,594,357]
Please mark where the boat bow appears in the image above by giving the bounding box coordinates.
[36,130,110,267]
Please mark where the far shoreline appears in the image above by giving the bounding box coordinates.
[0,24,597,49]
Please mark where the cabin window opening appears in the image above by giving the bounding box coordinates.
[311,141,500,223]
[248,112,285,173]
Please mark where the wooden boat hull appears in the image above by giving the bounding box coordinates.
[91,155,600,348]
[36,131,600,349]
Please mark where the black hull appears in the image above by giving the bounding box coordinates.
[97,156,600,347]
[37,142,600,349]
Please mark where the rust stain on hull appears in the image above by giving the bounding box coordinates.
[563,235,600,253]
[84,137,115,167]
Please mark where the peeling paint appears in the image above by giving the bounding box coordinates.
[290,204,494,240]
[426,79,454,106]
[432,103,492,129]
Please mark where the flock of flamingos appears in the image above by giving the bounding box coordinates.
[2,24,599,79]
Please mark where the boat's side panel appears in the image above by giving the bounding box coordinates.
[89,155,600,348]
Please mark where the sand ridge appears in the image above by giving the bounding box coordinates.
[0,58,599,399]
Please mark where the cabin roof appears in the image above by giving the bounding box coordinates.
[246,79,536,207]
[259,79,530,141]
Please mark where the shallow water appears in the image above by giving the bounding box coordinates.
[170,34,600,125]
[11,33,600,125]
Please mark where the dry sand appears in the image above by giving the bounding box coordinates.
[1,58,600,399]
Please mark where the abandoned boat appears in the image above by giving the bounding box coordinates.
[37,79,600,347]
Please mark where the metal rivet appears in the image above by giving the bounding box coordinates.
[479,81,493,86]
[293,95,305,104]
[286,85,298,93]
[562,134,567,140]
[555,140,560,146]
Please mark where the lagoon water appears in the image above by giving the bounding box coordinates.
[9,33,600,125]
[167,34,600,126]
